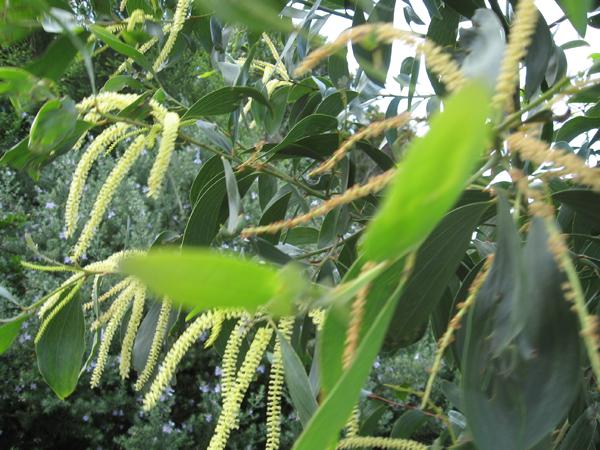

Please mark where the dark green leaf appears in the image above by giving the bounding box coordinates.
[555,0,593,36]
[525,15,553,99]
[89,24,151,70]
[556,116,600,142]
[36,292,85,400]
[27,32,82,81]
[390,410,429,439]
[259,190,292,244]
[183,86,269,119]
[315,91,358,116]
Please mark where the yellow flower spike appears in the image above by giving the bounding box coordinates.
[90,285,136,388]
[143,311,216,410]
[114,37,159,76]
[152,0,191,72]
[134,298,172,391]
[119,283,146,379]
[71,134,147,261]
[35,278,85,344]
[149,98,168,123]
[147,112,180,199]
[83,278,131,311]
[262,33,289,81]
[90,279,136,331]
[336,436,428,450]
[126,9,146,32]
[65,123,131,237]
[241,169,395,237]
[204,311,224,349]
[344,405,360,438]
[76,92,140,116]
[308,308,325,331]
[221,316,252,398]
[492,0,538,112]
[208,327,273,450]
[266,317,294,450]
[310,114,411,177]
[119,0,127,12]
[37,273,84,318]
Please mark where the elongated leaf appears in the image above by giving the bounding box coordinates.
[263,114,338,158]
[182,86,269,120]
[361,83,491,261]
[293,267,408,450]
[278,331,318,427]
[462,204,581,450]
[89,24,151,70]
[0,314,28,355]
[27,33,81,81]
[121,249,288,313]
[259,190,292,244]
[222,158,241,234]
[36,293,85,400]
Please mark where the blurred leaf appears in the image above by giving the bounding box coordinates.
[200,0,292,32]
[569,83,600,103]
[27,32,83,81]
[259,190,292,244]
[183,86,269,119]
[525,16,553,99]
[315,91,358,116]
[462,201,581,450]
[361,83,491,261]
[443,0,485,17]
[101,75,145,92]
[121,249,288,313]
[556,116,600,142]
[279,331,319,427]
[0,315,28,355]
[36,292,85,400]
[558,407,599,450]
[28,97,77,155]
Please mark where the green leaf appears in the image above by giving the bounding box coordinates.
[554,189,600,227]
[555,0,593,36]
[315,91,358,116]
[462,201,581,450]
[390,410,429,439]
[361,83,491,261]
[263,114,338,159]
[0,314,28,355]
[426,5,459,96]
[222,157,242,234]
[259,190,292,244]
[182,86,269,120]
[556,116,600,142]
[278,331,319,427]
[558,407,598,450]
[101,75,145,92]
[200,0,292,32]
[569,83,600,103]
[28,97,77,155]
[120,248,290,313]
[385,201,492,348]
[293,265,409,450]
[36,293,85,400]
[89,24,151,70]
[525,15,554,99]
[27,32,82,81]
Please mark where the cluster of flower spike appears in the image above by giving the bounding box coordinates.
[65,93,180,261]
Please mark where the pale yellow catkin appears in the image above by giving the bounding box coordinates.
[147,112,180,198]
[204,311,224,349]
[65,123,131,237]
[152,0,191,72]
[37,273,84,318]
[262,33,289,81]
[308,308,325,331]
[266,317,295,450]
[119,283,146,379]
[76,92,140,117]
[35,279,84,344]
[310,114,411,177]
[336,436,428,450]
[208,327,273,450]
[143,312,217,410]
[492,0,538,112]
[295,23,464,92]
[134,298,172,391]
[344,405,360,438]
[90,284,136,388]
[221,316,252,397]
[507,132,600,192]
[241,169,395,237]
[114,36,159,76]
[71,134,147,261]
[83,278,132,311]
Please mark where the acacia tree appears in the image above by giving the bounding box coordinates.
[1,0,600,448]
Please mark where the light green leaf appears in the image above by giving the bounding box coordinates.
[28,97,78,155]
[120,248,291,313]
[360,83,491,261]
